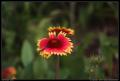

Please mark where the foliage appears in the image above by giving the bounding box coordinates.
[1,1,119,80]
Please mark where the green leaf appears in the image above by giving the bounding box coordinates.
[87,2,94,15]
[17,63,34,79]
[33,57,48,79]
[99,33,117,72]
[79,3,94,28]
[23,63,34,79]
[35,18,52,41]
[99,33,111,46]
[60,68,70,79]
[79,8,87,28]
[24,2,30,12]
[63,20,69,27]
[21,40,34,67]
[46,70,55,79]
[68,46,86,79]
[3,30,15,52]
[82,32,95,48]
[96,67,105,79]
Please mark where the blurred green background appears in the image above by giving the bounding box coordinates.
[1,1,119,80]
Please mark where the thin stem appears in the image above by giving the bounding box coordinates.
[55,56,60,79]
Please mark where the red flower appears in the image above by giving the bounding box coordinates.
[37,31,73,58]
[2,67,16,79]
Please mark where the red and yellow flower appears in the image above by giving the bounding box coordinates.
[48,27,74,35]
[2,67,16,79]
[37,27,74,59]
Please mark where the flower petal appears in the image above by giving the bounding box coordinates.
[40,50,52,59]
[38,38,49,50]
[57,32,72,49]
[48,27,74,35]
[48,32,56,39]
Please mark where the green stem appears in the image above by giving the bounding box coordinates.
[55,56,60,79]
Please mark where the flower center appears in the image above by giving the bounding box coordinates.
[47,38,62,48]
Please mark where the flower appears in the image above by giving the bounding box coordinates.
[2,67,16,79]
[37,31,74,59]
[48,27,74,35]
